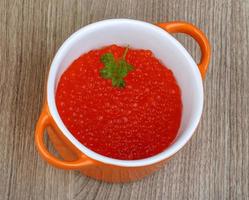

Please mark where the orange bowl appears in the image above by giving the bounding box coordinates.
[35,19,210,183]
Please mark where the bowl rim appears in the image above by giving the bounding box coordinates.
[47,18,204,167]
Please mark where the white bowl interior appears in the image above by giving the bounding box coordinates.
[47,19,203,167]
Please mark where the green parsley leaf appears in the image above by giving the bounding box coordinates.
[100,53,115,67]
[100,68,112,79]
[117,60,129,77]
[112,77,125,88]
[99,46,134,88]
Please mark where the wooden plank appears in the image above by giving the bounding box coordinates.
[0,0,248,199]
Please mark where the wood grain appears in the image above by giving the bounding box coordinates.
[0,0,248,199]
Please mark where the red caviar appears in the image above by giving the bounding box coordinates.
[56,45,182,160]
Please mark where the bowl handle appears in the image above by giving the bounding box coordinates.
[156,22,211,79]
[35,103,93,170]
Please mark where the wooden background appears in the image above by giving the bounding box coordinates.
[0,0,248,199]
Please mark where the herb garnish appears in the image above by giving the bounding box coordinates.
[100,46,134,88]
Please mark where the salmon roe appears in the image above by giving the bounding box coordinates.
[56,45,182,160]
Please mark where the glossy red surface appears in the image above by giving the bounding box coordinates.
[56,45,182,160]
